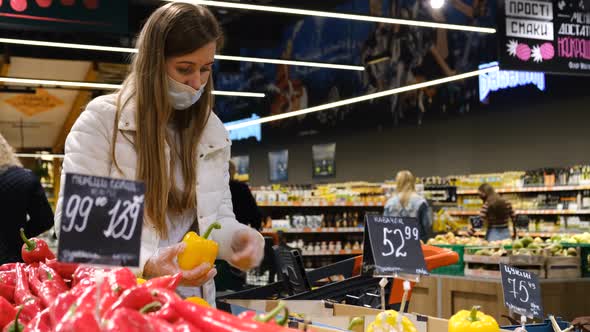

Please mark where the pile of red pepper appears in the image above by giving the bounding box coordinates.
[0,231,303,331]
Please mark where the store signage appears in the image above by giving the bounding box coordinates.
[362,215,428,279]
[0,1,127,33]
[479,61,545,101]
[58,173,145,267]
[500,264,544,319]
[312,143,336,178]
[3,89,64,116]
[498,0,590,75]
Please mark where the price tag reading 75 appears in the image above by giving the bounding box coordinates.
[362,215,428,278]
[58,173,145,267]
[500,264,544,319]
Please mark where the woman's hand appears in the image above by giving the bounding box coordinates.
[228,229,264,271]
[143,243,217,287]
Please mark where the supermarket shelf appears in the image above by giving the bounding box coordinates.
[458,230,585,238]
[258,201,386,207]
[449,209,590,216]
[262,228,364,234]
[302,249,363,257]
[458,184,590,195]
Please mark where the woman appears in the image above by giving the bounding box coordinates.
[384,170,433,242]
[0,133,54,264]
[477,183,516,241]
[55,3,264,304]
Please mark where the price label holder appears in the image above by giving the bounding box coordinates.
[500,264,544,321]
[470,216,483,230]
[362,215,429,282]
[57,173,145,267]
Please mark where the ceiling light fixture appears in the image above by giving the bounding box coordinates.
[225,66,499,131]
[0,77,265,97]
[15,153,65,159]
[0,38,364,71]
[165,0,496,33]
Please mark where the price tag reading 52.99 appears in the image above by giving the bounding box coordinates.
[57,173,145,267]
[362,215,428,278]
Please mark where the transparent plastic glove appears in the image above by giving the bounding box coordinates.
[229,229,265,271]
[143,243,217,287]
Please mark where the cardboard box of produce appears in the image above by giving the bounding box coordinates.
[222,300,511,332]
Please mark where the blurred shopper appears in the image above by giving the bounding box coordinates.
[384,170,433,242]
[476,183,516,241]
[0,133,53,264]
[229,161,262,231]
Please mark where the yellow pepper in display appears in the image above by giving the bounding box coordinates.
[367,310,418,332]
[448,306,500,332]
[185,296,210,307]
[177,222,221,271]
[136,278,147,285]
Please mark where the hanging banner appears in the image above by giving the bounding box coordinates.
[268,150,288,183]
[231,155,250,182]
[3,89,64,116]
[312,143,336,178]
[498,0,590,75]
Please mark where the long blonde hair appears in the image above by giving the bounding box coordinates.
[0,133,21,171]
[395,170,416,208]
[112,3,223,238]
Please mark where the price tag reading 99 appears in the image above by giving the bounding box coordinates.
[57,174,145,267]
[500,264,544,319]
[363,215,428,278]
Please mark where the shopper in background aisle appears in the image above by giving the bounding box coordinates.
[0,133,54,264]
[229,161,263,231]
[384,170,433,242]
[475,183,516,241]
[55,3,264,305]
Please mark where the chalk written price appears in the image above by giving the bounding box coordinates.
[382,225,420,258]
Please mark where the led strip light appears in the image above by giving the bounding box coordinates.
[165,0,497,34]
[225,66,499,130]
[0,77,265,97]
[15,153,64,159]
[0,38,364,71]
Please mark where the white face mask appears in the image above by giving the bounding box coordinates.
[167,76,205,110]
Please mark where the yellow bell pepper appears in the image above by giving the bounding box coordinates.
[177,222,221,271]
[448,306,499,332]
[136,278,147,285]
[367,310,418,332]
[185,296,210,307]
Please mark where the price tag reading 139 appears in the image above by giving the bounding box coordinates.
[57,173,145,267]
[500,264,544,319]
[362,215,428,279]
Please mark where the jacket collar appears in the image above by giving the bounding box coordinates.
[116,91,231,154]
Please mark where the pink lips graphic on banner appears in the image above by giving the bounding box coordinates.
[507,40,555,63]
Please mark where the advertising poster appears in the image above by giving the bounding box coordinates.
[231,155,250,182]
[312,143,336,178]
[268,150,289,182]
[498,0,590,75]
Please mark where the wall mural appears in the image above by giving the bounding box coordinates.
[214,0,498,139]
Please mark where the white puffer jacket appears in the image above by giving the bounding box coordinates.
[55,93,260,305]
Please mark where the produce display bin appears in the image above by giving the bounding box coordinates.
[430,244,467,276]
[501,318,570,332]
[562,243,590,277]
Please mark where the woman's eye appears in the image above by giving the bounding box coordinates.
[200,67,211,73]
[177,67,193,75]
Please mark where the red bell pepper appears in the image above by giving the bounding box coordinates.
[23,309,51,332]
[27,268,61,309]
[237,302,289,326]
[48,292,77,328]
[102,308,152,332]
[19,229,55,264]
[146,288,182,323]
[0,264,16,272]
[54,308,100,332]
[0,284,15,303]
[143,273,182,291]
[43,260,78,281]
[72,266,96,287]
[0,297,16,330]
[14,265,41,323]
[0,271,16,286]
[173,321,202,332]
[38,264,68,293]
[146,316,175,332]
[3,306,25,332]
[170,300,298,332]
[102,285,153,319]
[106,268,136,294]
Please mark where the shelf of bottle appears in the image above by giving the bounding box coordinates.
[449,209,590,216]
[457,184,590,195]
[258,201,385,207]
[301,249,363,257]
[457,230,587,238]
[262,227,364,234]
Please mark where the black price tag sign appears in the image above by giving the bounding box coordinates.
[362,215,428,279]
[58,173,145,267]
[470,216,483,230]
[500,264,544,319]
